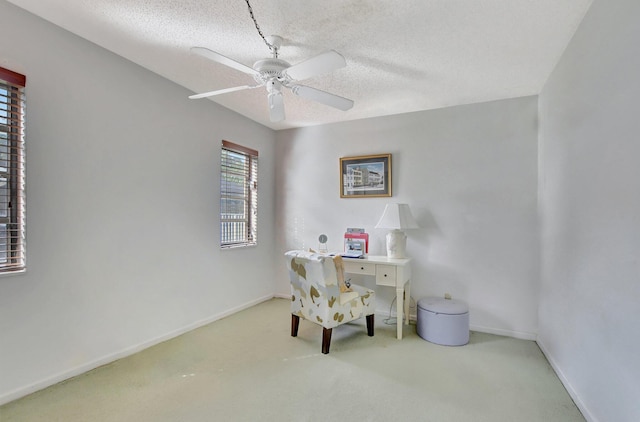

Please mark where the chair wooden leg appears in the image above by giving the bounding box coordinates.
[322,328,332,354]
[366,314,375,337]
[291,314,300,337]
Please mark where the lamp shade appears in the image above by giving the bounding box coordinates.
[375,203,419,230]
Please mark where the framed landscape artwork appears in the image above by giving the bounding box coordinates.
[340,153,392,198]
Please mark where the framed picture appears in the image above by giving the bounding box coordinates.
[340,153,392,198]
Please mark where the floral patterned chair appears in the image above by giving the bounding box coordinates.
[285,250,375,354]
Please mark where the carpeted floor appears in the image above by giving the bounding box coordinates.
[0,298,585,421]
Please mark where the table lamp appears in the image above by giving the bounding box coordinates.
[375,203,419,258]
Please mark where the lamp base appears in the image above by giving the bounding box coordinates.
[386,229,407,259]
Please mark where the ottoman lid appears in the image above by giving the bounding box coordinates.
[418,297,468,315]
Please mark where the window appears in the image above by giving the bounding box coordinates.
[220,140,258,248]
[0,66,26,273]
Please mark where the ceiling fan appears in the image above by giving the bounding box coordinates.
[189,35,354,122]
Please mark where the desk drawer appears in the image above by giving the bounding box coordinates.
[343,261,376,276]
[376,265,397,286]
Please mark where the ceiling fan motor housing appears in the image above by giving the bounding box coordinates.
[253,58,291,87]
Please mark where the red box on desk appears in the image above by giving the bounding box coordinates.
[344,232,369,254]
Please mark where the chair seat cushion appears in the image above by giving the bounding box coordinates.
[339,290,359,305]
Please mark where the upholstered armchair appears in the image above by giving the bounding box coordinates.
[285,250,375,354]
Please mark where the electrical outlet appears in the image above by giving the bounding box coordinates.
[444,292,452,300]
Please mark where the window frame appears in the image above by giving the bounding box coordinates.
[220,140,258,249]
[0,66,26,274]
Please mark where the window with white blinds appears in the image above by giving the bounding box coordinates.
[0,67,26,274]
[220,140,258,248]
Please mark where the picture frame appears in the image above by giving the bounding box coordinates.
[340,153,392,198]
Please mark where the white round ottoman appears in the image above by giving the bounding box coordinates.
[417,297,469,346]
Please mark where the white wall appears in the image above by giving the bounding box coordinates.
[275,96,540,339]
[0,0,276,404]
[538,1,640,421]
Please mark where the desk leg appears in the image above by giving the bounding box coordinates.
[396,287,404,339]
[404,281,411,325]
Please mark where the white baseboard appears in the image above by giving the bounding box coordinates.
[468,324,537,341]
[536,339,597,422]
[374,307,538,341]
[0,294,274,406]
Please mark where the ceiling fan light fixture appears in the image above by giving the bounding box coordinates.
[268,90,285,122]
[266,80,282,95]
[268,91,281,108]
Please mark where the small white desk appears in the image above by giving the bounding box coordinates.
[342,255,412,339]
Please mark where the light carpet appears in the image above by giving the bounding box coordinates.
[0,298,584,421]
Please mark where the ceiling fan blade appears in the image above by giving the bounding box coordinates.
[191,47,260,76]
[291,85,354,111]
[268,92,285,122]
[188,85,260,99]
[285,50,346,81]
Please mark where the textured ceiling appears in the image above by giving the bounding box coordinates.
[7,0,592,130]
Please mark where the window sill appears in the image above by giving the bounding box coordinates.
[0,269,26,278]
[221,243,257,250]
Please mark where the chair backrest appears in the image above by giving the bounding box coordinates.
[285,250,341,326]
[285,250,340,294]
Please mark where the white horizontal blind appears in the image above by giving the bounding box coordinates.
[220,140,258,248]
[0,67,26,273]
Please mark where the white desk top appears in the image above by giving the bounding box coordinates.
[343,255,412,265]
